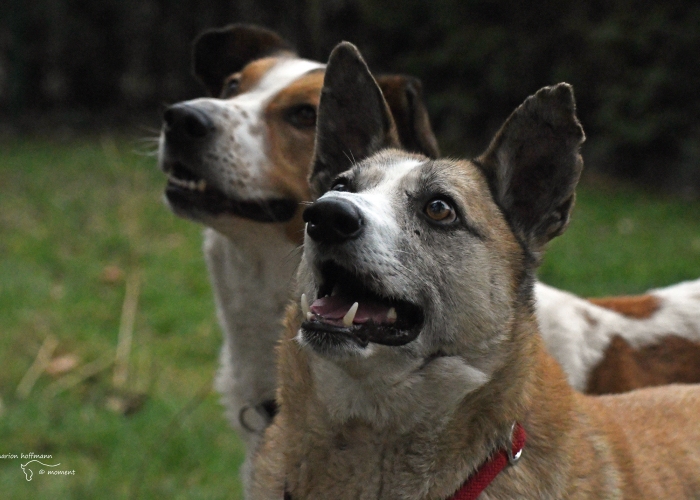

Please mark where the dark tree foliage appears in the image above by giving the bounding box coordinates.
[1,0,698,193]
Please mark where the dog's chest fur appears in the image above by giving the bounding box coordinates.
[205,223,298,433]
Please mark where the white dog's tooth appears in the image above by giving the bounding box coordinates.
[387,307,397,323]
[301,293,310,317]
[331,285,339,297]
[343,302,359,327]
[306,312,313,321]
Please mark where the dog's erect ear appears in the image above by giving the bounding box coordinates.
[309,42,400,198]
[376,75,440,159]
[476,83,585,259]
[192,24,295,97]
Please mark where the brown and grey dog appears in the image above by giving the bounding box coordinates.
[251,43,700,499]
[156,24,440,484]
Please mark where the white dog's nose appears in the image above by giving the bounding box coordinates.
[163,103,215,142]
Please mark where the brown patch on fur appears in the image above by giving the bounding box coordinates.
[265,72,326,244]
[586,335,700,395]
[234,57,284,94]
[588,294,661,319]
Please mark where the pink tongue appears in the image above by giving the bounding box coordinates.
[310,296,391,324]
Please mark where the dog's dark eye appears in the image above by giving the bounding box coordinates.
[286,104,317,129]
[224,77,240,97]
[331,180,349,192]
[424,199,456,223]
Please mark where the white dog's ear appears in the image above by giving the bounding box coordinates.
[376,75,440,159]
[476,83,585,259]
[309,42,401,198]
[192,24,295,97]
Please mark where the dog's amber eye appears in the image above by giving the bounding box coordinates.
[424,199,456,223]
[286,104,317,129]
[224,77,240,97]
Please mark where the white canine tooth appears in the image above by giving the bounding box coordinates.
[189,181,197,190]
[331,285,339,297]
[197,179,206,191]
[301,294,310,318]
[387,307,397,323]
[306,312,314,321]
[343,302,359,327]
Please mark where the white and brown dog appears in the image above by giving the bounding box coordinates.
[156,23,440,471]
[537,279,700,393]
[251,42,700,499]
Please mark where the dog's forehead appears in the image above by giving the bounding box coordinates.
[354,151,425,189]
[355,151,484,196]
[235,57,325,105]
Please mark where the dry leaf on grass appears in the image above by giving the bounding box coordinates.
[45,354,80,377]
[105,393,148,416]
[101,265,124,284]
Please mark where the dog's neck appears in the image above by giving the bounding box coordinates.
[307,347,495,433]
[268,305,577,499]
[204,220,298,435]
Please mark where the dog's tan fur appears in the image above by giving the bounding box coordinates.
[250,43,700,499]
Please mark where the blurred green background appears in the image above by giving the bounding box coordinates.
[1,1,700,498]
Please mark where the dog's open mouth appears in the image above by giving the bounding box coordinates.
[301,261,424,349]
[163,162,298,223]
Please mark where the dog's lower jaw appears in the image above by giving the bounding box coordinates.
[295,328,376,359]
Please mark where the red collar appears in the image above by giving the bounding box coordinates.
[448,423,526,500]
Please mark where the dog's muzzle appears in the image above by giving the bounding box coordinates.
[159,103,298,222]
[300,198,424,352]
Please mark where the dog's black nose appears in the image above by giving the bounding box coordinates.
[303,198,363,244]
[163,103,214,141]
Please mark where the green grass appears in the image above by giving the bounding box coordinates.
[540,175,700,295]
[0,137,244,499]
[1,136,699,499]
